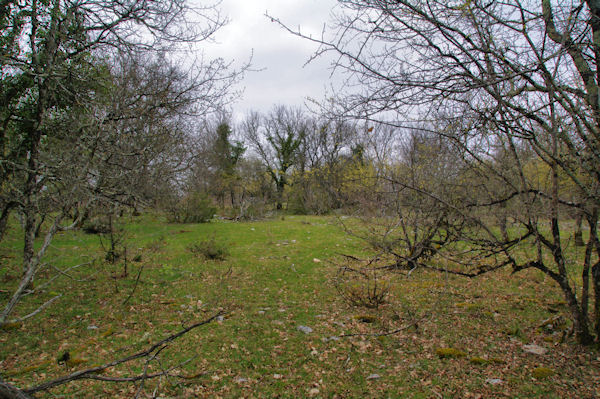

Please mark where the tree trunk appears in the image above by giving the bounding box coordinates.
[0,205,12,243]
[548,267,594,344]
[590,210,600,342]
[574,212,584,247]
[573,307,594,345]
[22,208,37,277]
[34,214,46,238]
[593,262,600,342]
[559,278,594,345]
[0,215,63,326]
[275,178,286,210]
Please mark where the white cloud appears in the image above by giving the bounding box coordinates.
[195,0,339,119]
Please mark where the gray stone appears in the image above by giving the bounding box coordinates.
[485,378,503,385]
[297,325,313,334]
[523,344,547,355]
[366,373,381,380]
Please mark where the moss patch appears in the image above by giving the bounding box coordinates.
[436,348,467,358]
[532,367,555,379]
[469,357,488,365]
[455,302,479,310]
[0,321,23,331]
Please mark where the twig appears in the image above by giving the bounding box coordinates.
[220,265,232,280]
[61,357,198,384]
[343,354,351,368]
[50,262,95,283]
[134,345,167,399]
[7,295,62,324]
[24,312,223,395]
[339,318,424,338]
[177,370,210,380]
[336,253,365,262]
[407,265,418,276]
[421,262,508,278]
[335,252,384,266]
[336,266,370,278]
[23,262,94,298]
[123,263,145,305]
[155,350,181,391]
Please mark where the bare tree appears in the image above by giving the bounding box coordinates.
[273,0,600,344]
[243,106,306,210]
[337,125,466,273]
[287,116,359,213]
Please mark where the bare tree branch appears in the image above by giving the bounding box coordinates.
[23,312,224,395]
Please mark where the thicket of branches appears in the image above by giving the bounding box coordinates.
[267,0,600,345]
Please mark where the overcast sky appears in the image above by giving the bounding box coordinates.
[200,0,340,120]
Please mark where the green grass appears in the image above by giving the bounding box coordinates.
[0,213,598,398]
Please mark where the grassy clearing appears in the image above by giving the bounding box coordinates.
[1,214,598,398]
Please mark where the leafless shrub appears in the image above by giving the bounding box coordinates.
[333,261,390,309]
